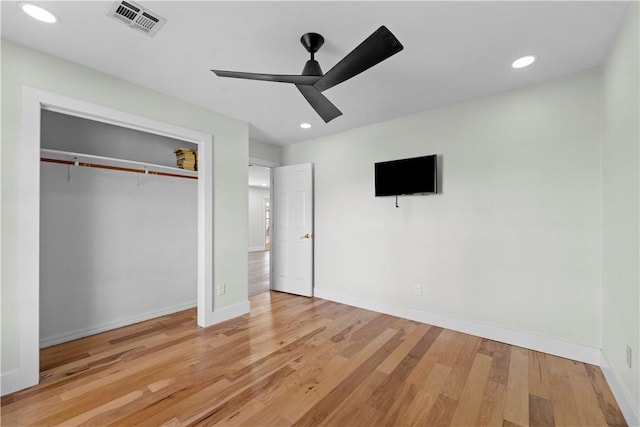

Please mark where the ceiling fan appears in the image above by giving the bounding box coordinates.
[211,26,403,123]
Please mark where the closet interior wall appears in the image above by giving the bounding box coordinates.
[39,110,198,347]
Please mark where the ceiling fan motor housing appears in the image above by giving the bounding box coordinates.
[302,60,323,76]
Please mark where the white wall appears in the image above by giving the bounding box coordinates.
[39,112,197,347]
[282,70,603,349]
[1,40,248,392]
[248,187,270,252]
[602,2,640,412]
[250,139,281,165]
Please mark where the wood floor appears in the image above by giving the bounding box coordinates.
[2,291,627,426]
[249,250,270,297]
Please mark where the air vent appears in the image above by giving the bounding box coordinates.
[107,0,166,37]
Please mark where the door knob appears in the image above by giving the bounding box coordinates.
[302,233,311,239]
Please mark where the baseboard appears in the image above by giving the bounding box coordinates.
[314,288,602,366]
[1,369,39,396]
[600,351,640,426]
[249,246,266,252]
[203,300,251,326]
[39,301,197,348]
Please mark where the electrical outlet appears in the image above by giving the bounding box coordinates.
[626,345,632,369]
[218,283,226,296]
[414,285,422,296]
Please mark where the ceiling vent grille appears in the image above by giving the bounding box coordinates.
[107,1,166,37]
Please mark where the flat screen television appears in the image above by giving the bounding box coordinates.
[375,154,437,196]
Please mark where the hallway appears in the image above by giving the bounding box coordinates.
[249,250,270,296]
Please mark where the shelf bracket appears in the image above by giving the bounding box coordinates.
[67,157,79,183]
[137,167,148,187]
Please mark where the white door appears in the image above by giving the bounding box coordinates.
[272,163,313,297]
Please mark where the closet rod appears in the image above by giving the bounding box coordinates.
[41,158,198,180]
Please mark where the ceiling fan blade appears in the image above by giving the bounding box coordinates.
[314,26,403,92]
[212,70,321,85]
[296,84,342,123]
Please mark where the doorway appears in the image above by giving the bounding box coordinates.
[248,164,272,296]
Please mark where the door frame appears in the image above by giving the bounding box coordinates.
[6,86,214,395]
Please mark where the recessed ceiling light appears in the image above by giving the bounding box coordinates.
[21,3,58,23]
[300,123,312,129]
[512,55,536,69]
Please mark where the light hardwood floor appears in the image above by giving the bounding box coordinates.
[2,291,627,426]
[249,250,270,296]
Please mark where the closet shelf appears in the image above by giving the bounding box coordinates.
[40,149,198,180]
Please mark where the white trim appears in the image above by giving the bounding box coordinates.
[1,370,31,396]
[39,302,197,349]
[8,87,43,396]
[202,301,251,325]
[4,86,215,396]
[600,351,640,426]
[249,156,280,168]
[314,288,602,365]
[196,124,214,329]
[249,246,266,252]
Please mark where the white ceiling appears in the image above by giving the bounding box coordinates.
[1,1,630,146]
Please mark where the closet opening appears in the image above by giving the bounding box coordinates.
[10,87,214,394]
[39,110,200,348]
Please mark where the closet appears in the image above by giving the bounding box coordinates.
[39,110,198,348]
